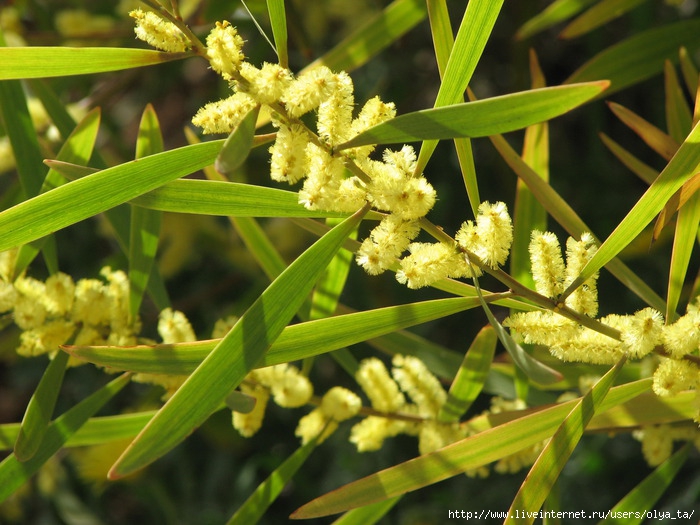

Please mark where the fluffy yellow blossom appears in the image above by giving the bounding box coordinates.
[634,425,674,466]
[232,382,270,437]
[72,278,111,326]
[662,304,700,358]
[355,216,420,275]
[255,364,313,408]
[0,281,16,313]
[0,249,17,282]
[348,96,396,158]
[281,66,337,118]
[295,408,338,445]
[192,92,258,135]
[391,355,446,417]
[16,321,75,357]
[158,308,195,343]
[355,357,405,413]
[652,358,699,396]
[455,201,513,269]
[317,71,354,146]
[212,315,238,338]
[349,416,406,452]
[268,123,309,184]
[418,421,467,456]
[14,290,48,331]
[528,230,565,297]
[320,386,362,421]
[206,21,245,79]
[563,233,599,316]
[42,272,75,316]
[130,9,190,53]
[622,308,664,358]
[395,242,466,289]
[238,62,292,104]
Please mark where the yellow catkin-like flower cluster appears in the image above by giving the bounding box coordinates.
[206,21,245,80]
[456,201,513,269]
[129,9,190,53]
[296,387,361,445]
[229,364,313,438]
[633,424,700,466]
[2,262,141,362]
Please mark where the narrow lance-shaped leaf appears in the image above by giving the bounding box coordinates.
[679,47,699,100]
[505,357,627,523]
[664,60,693,144]
[290,380,650,519]
[566,18,700,96]
[652,172,700,241]
[129,104,164,319]
[0,373,131,503]
[415,0,504,172]
[666,190,700,320]
[559,0,648,40]
[561,119,700,300]
[65,297,484,376]
[598,444,690,524]
[266,0,288,69]
[227,438,318,525]
[215,105,260,176]
[337,83,608,151]
[598,132,659,185]
[516,0,598,40]
[108,205,369,479]
[437,325,496,422]
[14,352,69,461]
[331,496,402,525]
[0,47,188,79]
[0,139,224,253]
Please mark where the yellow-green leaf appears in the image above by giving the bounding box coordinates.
[560,0,648,40]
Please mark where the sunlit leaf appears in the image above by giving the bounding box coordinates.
[338,83,608,150]
[0,140,224,253]
[108,207,368,479]
[290,380,649,518]
[664,61,693,144]
[215,106,260,176]
[560,0,648,40]
[0,47,188,79]
[516,0,598,40]
[608,102,679,161]
[505,357,626,523]
[266,0,288,68]
[566,18,700,96]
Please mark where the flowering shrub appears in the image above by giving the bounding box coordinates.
[1,0,699,522]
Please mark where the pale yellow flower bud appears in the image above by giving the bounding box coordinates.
[456,201,512,269]
[349,96,396,158]
[634,425,674,466]
[212,315,238,338]
[16,321,75,357]
[349,416,406,452]
[0,281,16,313]
[130,9,190,53]
[158,308,195,343]
[42,272,75,316]
[317,71,354,146]
[255,364,313,408]
[73,278,111,326]
[662,304,700,358]
[206,21,245,79]
[396,242,463,289]
[564,233,599,316]
[0,249,18,282]
[356,216,420,276]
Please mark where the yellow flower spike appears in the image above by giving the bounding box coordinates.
[269,123,309,184]
[42,272,75,316]
[73,278,111,327]
[662,303,700,358]
[205,21,245,80]
[355,216,420,276]
[564,232,599,316]
[349,416,406,452]
[129,9,190,53]
[317,71,354,147]
[355,357,405,413]
[255,364,313,408]
[238,62,293,105]
[281,66,337,118]
[191,92,257,135]
[456,201,513,270]
[395,242,463,289]
[0,280,16,312]
[391,355,446,417]
[528,230,566,297]
[296,408,338,445]
[634,425,674,466]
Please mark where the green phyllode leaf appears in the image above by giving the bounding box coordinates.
[215,105,260,176]
[290,380,649,518]
[108,206,369,479]
[64,297,484,376]
[562,118,700,300]
[566,18,700,96]
[266,0,288,69]
[516,0,598,40]
[505,357,627,523]
[0,373,131,503]
[14,352,69,461]
[129,104,165,319]
[559,0,648,40]
[337,83,608,150]
[0,47,188,79]
[0,140,224,253]
[226,439,318,525]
